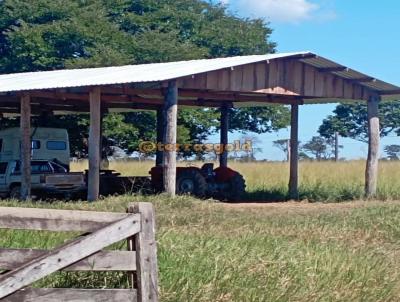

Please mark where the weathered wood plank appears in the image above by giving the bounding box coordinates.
[292,61,304,94]
[129,203,158,302]
[283,60,294,92]
[0,206,129,232]
[218,69,230,91]
[343,81,353,99]
[277,60,286,89]
[196,73,207,90]
[20,94,31,201]
[242,64,254,91]
[0,214,141,299]
[206,71,219,90]
[229,66,243,91]
[0,249,136,271]
[268,60,278,89]
[88,86,101,201]
[254,63,266,90]
[303,65,315,96]
[334,78,344,98]
[314,69,325,97]
[2,288,137,302]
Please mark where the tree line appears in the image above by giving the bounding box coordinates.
[274,101,400,161]
[0,0,287,158]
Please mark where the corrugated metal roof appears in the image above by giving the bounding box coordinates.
[0,52,307,93]
[0,51,398,98]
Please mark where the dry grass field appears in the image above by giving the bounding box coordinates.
[2,160,400,301]
[71,160,400,202]
[1,197,400,301]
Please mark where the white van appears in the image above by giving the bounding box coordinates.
[0,127,70,169]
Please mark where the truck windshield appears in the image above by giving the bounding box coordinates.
[13,161,52,174]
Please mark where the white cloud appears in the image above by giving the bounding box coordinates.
[235,0,334,23]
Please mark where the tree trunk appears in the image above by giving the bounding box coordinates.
[88,87,101,202]
[20,94,31,201]
[334,131,339,162]
[365,96,380,198]
[156,108,164,166]
[163,81,178,197]
[219,105,229,168]
[289,104,299,200]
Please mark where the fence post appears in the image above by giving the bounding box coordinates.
[127,203,158,302]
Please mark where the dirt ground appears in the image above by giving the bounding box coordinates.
[220,200,399,215]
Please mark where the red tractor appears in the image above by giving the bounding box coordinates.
[150,163,246,201]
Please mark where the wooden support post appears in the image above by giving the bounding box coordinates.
[88,87,101,202]
[365,96,380,198]
[219,105,229,168]
[163,81,178,197]
[128,203,159,302]
[334,131,339,162]
[155,108,163,166]
[20,94,31,201]
[289,104,299,200]
[99,111,110,170]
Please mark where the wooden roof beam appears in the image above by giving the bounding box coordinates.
[352,77,376,83]
[318,66,348,72]
[377,89,400,95]
[98,86,300,104]
[285,53,317,60]
[21,91,88,101]
[8,88,302,108]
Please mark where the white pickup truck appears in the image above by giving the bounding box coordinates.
[0,160,86,199]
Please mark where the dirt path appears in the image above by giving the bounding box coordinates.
[219,200,400,215]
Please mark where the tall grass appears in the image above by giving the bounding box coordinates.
[71,160,400,202]
[1,162,400,300]
[1,197,400,301]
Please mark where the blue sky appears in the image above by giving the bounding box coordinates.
[209,0,400,160]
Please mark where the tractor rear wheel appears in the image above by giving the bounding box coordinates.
[176,169,207,198]
[219,173,246,202]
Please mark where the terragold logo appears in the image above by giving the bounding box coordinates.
[139,140,253,154]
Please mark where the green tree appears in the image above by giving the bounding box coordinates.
[273,139,290,161]
[319,102,400,143]
[229,106,290,133]
[301,136,336,161]
[384,144,400,160]
[0,0,289,156]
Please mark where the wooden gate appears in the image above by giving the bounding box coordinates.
[0,202,158,302]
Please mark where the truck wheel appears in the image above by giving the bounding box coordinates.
[10,186,21,200]
[176,170,207,198]
[220,173,246,202]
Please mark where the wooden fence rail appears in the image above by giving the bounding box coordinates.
[0,202,158,302]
